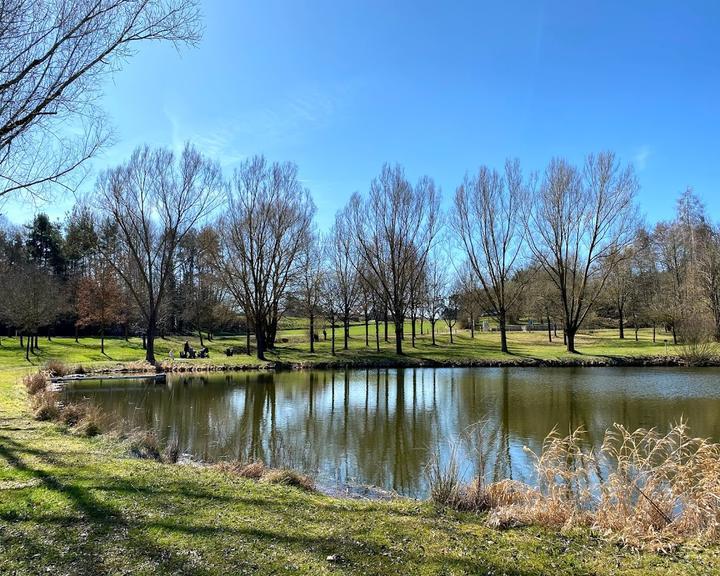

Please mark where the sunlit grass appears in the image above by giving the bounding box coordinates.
[0,325,682,369]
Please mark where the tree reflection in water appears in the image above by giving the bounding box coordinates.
[64,367,720,498]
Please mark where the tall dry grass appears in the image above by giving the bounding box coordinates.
[429,422,720,550]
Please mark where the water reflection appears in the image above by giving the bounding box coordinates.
[64,367,720,498]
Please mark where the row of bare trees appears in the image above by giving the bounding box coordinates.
[5,143,720,365]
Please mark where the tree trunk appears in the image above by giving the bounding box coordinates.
[25,334,30,361]
[566,326,577,353]
[470,313,475,339]
[364,310,369,347]
[309,312,315,353]
[34,335,38,350]
[431,321,436,345]
[145,317,157,364]
[618,303,625,339]
[375,317,380,352]
[20,334,24,348]
[246,329,251,355]
[331,318,336,356]
[75,324,79,343]
[394,318,403,355]
[672,325,677,345]
[198,326,204,347]
[546,311,552,343]
[256,325,267,360]
[343,315,349,350]
[384,311,389,342]
[411,314,416,348]
[652,322,656,343]
[142,333,146,350]
[499,310,508,353]
[124,323,129,341]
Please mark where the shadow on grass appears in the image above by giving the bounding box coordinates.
[0,428,547,575]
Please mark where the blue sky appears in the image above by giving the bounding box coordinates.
[3,0,720,229]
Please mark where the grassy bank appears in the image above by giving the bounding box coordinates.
[0,326,689,371]
[1,368,719,575]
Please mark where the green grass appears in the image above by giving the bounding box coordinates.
[0,367,718,574]
[0,324,685,370]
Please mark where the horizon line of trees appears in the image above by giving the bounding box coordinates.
[2,144,719,364]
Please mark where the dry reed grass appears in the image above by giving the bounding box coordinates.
[430,422,720,551]
[23,371,48,395]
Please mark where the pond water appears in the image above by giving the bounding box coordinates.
[63,367,720,498]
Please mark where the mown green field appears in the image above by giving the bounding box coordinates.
[0,323,684,370]
[1,366,718,575]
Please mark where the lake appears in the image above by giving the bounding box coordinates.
[63,367,720,498]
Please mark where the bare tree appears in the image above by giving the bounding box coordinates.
[328,208,360,351]
[298,232,324,353]
[350,164,440,355]
[0,0,201,198]
[525,152,639,353]
[96,143,221,364]
[454,159,528,352]
[217,156,314,360]
[423,257,445,346]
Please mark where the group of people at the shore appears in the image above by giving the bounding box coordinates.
[168,341,210,360]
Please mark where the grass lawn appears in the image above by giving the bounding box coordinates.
[0,324,684,370]
[1,366,718,575]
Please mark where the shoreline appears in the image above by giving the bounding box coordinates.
[79,353,718,375]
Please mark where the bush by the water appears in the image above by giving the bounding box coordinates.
[261,468,315,491]
[23,372,48,395]
[129,430,162,460]
[30,390,59,421]
[73,405,103,437]
[44,359,70,377]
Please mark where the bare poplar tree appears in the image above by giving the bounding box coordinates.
[350,165,440,355]
[526,152,639,352]
[96,143,221,364]
[0,0,201,198]
[454,159,528,353]
[423,257,446,346]
[298,232,324,353]
[217,156,314,360]
[328,208,360,351]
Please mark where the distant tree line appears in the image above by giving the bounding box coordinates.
[2,143,719,364]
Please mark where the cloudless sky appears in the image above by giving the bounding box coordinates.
[3,0,720,229]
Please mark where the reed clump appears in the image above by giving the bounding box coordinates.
[44,359,70,377]
[30,390,60,421]
[23,371,49,395]
[431,422,720,550]
[217,460,315,491]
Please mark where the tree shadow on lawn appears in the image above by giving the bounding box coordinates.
[0,431,549,575]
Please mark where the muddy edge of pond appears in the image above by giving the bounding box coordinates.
[85,354,718,375]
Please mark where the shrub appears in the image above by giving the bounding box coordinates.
[218,460,266,480]
[23,372,48,395]
[45,360,70,377]
[261,468,315,491]
[163,439,180,464]
[31,391,59,421]
[129,430,161,460]
[73,405,103,437]
[60,403,86,427]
